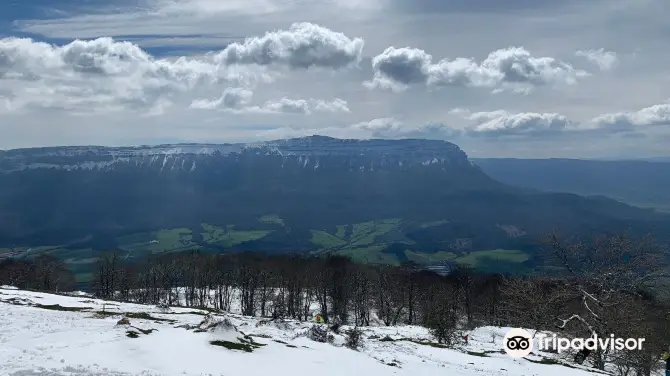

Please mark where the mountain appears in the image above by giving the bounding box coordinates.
[631,157,670,163]
[472,158,670,212]
[1,137,669,278]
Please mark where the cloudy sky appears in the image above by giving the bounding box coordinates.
[1,0,669,158]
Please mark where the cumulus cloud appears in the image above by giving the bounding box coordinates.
[350,117,404,133]
[189,87,254,110]
[0,22,363,114]
[261,98,311,114]
[0,37,220,84]
[576,49,619,71]
[452,102,670,138]
[313,98,350,113]
[465,111,573,136]
[350,118,461,138]
[213,22,364,70]
[190,93,350,115]
[589,103,670,131]
[256,117,461,140]
[366,46,588,93]
[255,97,350,114]
[449,108,576,137]
[0,36,269,113]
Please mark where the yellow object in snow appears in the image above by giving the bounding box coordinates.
[314,314,324,323]
[662,352,670,361]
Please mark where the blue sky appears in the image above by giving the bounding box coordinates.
[2,0,670,158]
[1,0,235,55]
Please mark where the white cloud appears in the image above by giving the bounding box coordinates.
[0,23,362,114]
[213,22,365,70]
[259,98,311,114]
[350,117,403,133]
[0,36,269,113]
[254,97,351,114]
[144,97,174,117]
[589,103,670,130]
[453,102,670,137]
[190,93,350,115]
[189,87,254,110]
[576,48,619,71]
[349,118,461,138]
[153,0,282,17]
[464,110,573,136]
[366,46,589,93]
[0,37,218,83]
[253,117,461,140]
[313,98,350,113]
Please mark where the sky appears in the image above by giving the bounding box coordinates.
[1,0,670,158]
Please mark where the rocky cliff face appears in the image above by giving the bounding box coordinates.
[0,136,474,173]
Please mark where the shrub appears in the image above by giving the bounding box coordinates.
[308,325,330,343]
[345,327,363,350]
[427,316,460,347]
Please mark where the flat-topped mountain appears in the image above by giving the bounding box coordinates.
[0,136,474,173]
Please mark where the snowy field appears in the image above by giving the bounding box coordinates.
[0,286,609,376]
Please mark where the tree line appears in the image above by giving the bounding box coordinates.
[0,254,74,292]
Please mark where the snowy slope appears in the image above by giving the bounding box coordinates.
[0,136,469,173]
[0,286,606,376]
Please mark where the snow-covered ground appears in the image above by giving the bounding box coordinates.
[0,286,608,376]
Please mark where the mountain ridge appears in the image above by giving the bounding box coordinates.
[473,157,670,212]
[0,136,473,173]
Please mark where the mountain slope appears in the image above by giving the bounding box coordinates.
[473,158,670,211]
[1,137,668,273]
[0,286,603,376]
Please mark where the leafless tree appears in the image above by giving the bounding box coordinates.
[94,251,122,299]
[547,232,666,369]
[374,265,406,326]
[500,276,572,334]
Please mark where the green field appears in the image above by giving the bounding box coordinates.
[111,224,273,255]
[350,219,402,246]
[310,230,347,249]
[258,214,285,226]
[117,228,199,255]
[404,250,457,263]
[2,216,538,283]
[310,218,404,252]
[201,224,271,248]
[307,220,533,273]
[452,249,531,274]
[454,249,529,266]
[335,225,347,239]
[335,245,399,265]
[419,220,450,228]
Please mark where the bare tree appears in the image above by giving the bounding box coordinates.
[547,232,665,369]
[500,276,572,334]
[374,265,406,326]
[94,251,121,299]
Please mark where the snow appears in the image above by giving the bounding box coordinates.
[0,286,605,376]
